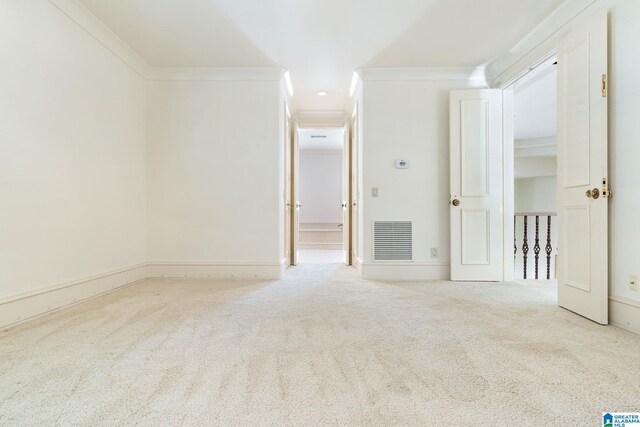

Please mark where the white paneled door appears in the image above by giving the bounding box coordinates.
[557,9,608,324]
[450,89,503,281]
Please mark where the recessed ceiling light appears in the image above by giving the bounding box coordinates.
[317,91,328,96]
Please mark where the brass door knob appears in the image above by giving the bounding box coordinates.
[586,189,592,198]
[452,199,460,207]
[591,188,600,199]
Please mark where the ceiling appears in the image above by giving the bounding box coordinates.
[78,0,567,113]
[299,129,344,151]
[514,59,557,140]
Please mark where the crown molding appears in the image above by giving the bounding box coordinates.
[147,67,285,82]
[48,0,286,83]
[48,0,152,78]
[487,0,600,87]
[358,67,487,82]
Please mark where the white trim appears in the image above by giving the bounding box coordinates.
[147,67,285,82]
[609,295,640,309]
[359,262,450,281]
[0,264,147,329]
[502,89,515,282]
[354,257,363,275]
[358,67,488,82]
[488,0,599,87]
[48,0,151,78]
[147,262,283,280]
[47,0,286,83]
[609,296,640,335]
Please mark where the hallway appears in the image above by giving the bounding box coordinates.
[2,263,639,426]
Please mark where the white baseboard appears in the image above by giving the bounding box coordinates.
[354,256,363,275]
[359,261,450,281]
[609,296,640,335]
[0,263,147,330]
[147,261,284,280]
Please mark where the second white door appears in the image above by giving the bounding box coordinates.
[450,89,503,281]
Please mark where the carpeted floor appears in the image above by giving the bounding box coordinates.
[1,261,639,426]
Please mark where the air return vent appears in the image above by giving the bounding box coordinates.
[373,221,412,261]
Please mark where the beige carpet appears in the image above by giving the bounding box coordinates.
[1,262,639,426]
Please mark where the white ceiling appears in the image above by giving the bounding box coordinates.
[299,129,344,151]
[514,60,557,140]
[78,0,567,113]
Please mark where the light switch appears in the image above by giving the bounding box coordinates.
[372,187,379,197]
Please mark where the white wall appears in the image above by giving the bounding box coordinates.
[515,176,557,213]
[359,77,480,278]
[514,157,557,179]
[299,151,343,224]
[606,0,640,305]
[0,0,147,301]
[514,177,558,280]
[146,79,283,267]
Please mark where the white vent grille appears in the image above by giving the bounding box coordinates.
[373,221,412,261]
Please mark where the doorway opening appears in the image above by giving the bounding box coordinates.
[507,56,558,288]
[293,127,349,264]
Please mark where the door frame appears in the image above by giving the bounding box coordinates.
[284,102,292,268]
[289,120,351,266]
[498,49,558,283]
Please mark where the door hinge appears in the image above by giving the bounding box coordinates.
[602,74,607,98]
[602,177,612,198]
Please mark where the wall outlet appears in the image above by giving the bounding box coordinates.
[431,247,439,258]
[630,275,639,292]
[371,187,379,197]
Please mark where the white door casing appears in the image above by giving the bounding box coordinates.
[557,8,608,324]
[284,104,292,267]
[292,126,300,266]
[351,108,359,263]
[342,126,351,265]
[450,89,503,281]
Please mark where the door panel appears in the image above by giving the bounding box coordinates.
[462,210,490,265]
[564,205,590,291]
[557,8,608,324]
[461,99,489,197]
[450,89,503,281]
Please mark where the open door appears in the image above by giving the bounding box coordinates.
[557,9,608,324]
[450,89,503,281]
[342,126,351,265]
[292,125,300,265]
